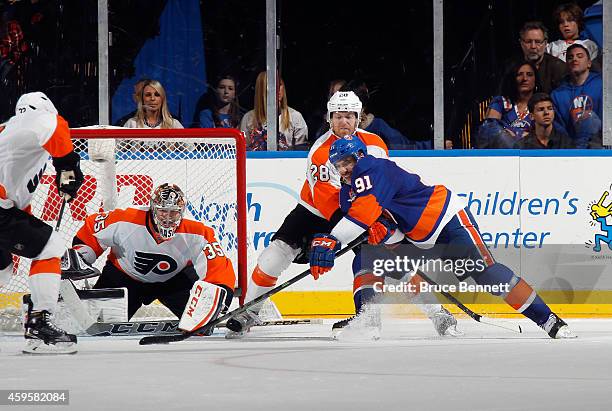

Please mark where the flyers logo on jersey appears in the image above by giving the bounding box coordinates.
[133,251,178,275]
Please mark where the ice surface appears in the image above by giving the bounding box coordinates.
[1,318,611,411]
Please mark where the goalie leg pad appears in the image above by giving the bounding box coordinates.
[179,281,227,332]
[58,279,96,331]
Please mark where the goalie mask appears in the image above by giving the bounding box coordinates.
[150,183,186,239]
[327,91,362,125]
[15,91,58,116]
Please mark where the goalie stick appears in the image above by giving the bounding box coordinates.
[139,236,366,345]
[87,318,323,337]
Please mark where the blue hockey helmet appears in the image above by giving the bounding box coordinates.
[329,135,367,165]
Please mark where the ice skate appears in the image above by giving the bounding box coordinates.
[541,313,577,339]
[23,310,77,355]
[225,310,262,339]
[332,304,381,341]
[331,315,356,339]
[430,306,464,337]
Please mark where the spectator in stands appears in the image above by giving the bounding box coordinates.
[551,43,602,149]
[114,78,150,126]
[240,71,308,151]
[197,74,244,128]
[0,16,30,117]
[510,21,567,94]
[349,79,432,150]
[312,79,347,140]
[514,92,574,149]
[546,3,598,63]
[123,79,183,129]
[478,61,541,148]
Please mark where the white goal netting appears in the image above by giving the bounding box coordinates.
[0,128,253,331]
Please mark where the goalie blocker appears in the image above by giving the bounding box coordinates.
[178,281,227,333]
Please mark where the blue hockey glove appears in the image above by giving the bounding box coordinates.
[309,234,341,280]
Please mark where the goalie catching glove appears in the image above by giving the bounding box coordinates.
[309,234,341,280]
[179,281,228,333]
[52,151,84,202]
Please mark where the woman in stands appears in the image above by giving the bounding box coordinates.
[198,75,244,129]
[123,79,183,129]
[240,71,308,151]
[478,61,541,148]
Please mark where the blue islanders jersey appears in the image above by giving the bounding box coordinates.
[488,95,532,139]
[339,156,466,247]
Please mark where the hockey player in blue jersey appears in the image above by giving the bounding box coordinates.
[309,136,576,339]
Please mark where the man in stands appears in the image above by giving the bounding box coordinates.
[551,43,602,149]
[505,21,568,94]
[514,92,574,149]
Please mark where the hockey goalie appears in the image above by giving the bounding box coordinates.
[49,183,235,335]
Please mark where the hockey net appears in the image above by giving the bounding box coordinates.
[0,128,253,331]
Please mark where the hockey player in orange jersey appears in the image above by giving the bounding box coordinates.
[67,183,235,334]
[0,92,84,354]
[227,91,459,338]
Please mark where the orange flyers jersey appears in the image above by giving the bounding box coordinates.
[74,207,236,289]
[299,128,388,220]
[0,111,73,210]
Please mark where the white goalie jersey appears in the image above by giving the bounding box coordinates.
[73,207,236,290]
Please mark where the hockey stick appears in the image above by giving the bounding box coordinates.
[88,318,323,337]
[139,236,365,345]
[381,243,522,333]
[412,269,522,334]
[55,198,67,232]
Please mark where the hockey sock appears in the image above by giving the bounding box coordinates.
[353,271,383,313]
[502,276,552,326]
[475,263,552,325]
[245,265,279,314]
[245,240,299,312]
[28,258,61,312]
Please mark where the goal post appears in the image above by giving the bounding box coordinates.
[0,128,250,330]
